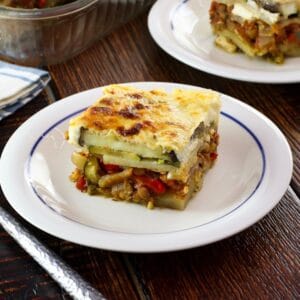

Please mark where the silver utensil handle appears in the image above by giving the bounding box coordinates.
[0,206,106,300]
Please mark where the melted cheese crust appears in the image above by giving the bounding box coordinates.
[68,85,221,154]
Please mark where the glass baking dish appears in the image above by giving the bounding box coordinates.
[0,0,154,66]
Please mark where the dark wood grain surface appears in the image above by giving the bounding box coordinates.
[0,11,299,300]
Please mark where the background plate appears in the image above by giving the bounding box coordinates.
[148,0,300,83]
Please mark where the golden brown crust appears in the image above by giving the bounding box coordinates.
[82,94,176,136]
[69,85,221,153]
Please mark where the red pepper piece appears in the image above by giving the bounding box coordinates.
[103,163,122,173]
[287,33,296,43]
[210,152,218,161]
[76,176,87,191]
[135,175,166,194]
[37,0,47,8]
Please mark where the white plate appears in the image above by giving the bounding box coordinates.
[0,82,293,252]
[148,0,300,83]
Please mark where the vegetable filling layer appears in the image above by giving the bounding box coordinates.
[69,129,219,210]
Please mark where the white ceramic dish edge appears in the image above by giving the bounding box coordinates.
[0,82,293,252]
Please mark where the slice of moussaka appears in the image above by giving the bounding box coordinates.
[209,0,300,63]
[67,85,221,210]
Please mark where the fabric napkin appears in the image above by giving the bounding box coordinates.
[0,61,51,121]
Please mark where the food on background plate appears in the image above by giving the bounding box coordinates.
[209,0,300,63]
[67,85,221,210]
[0,0,74,8]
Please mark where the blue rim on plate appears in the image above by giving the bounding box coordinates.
[0,82,292,252]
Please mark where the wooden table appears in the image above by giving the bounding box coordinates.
[0,11,299,300]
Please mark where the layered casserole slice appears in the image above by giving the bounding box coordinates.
[210,0,300,63]
[67,85,221,210]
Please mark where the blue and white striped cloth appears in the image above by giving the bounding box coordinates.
[0,61,51,121]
